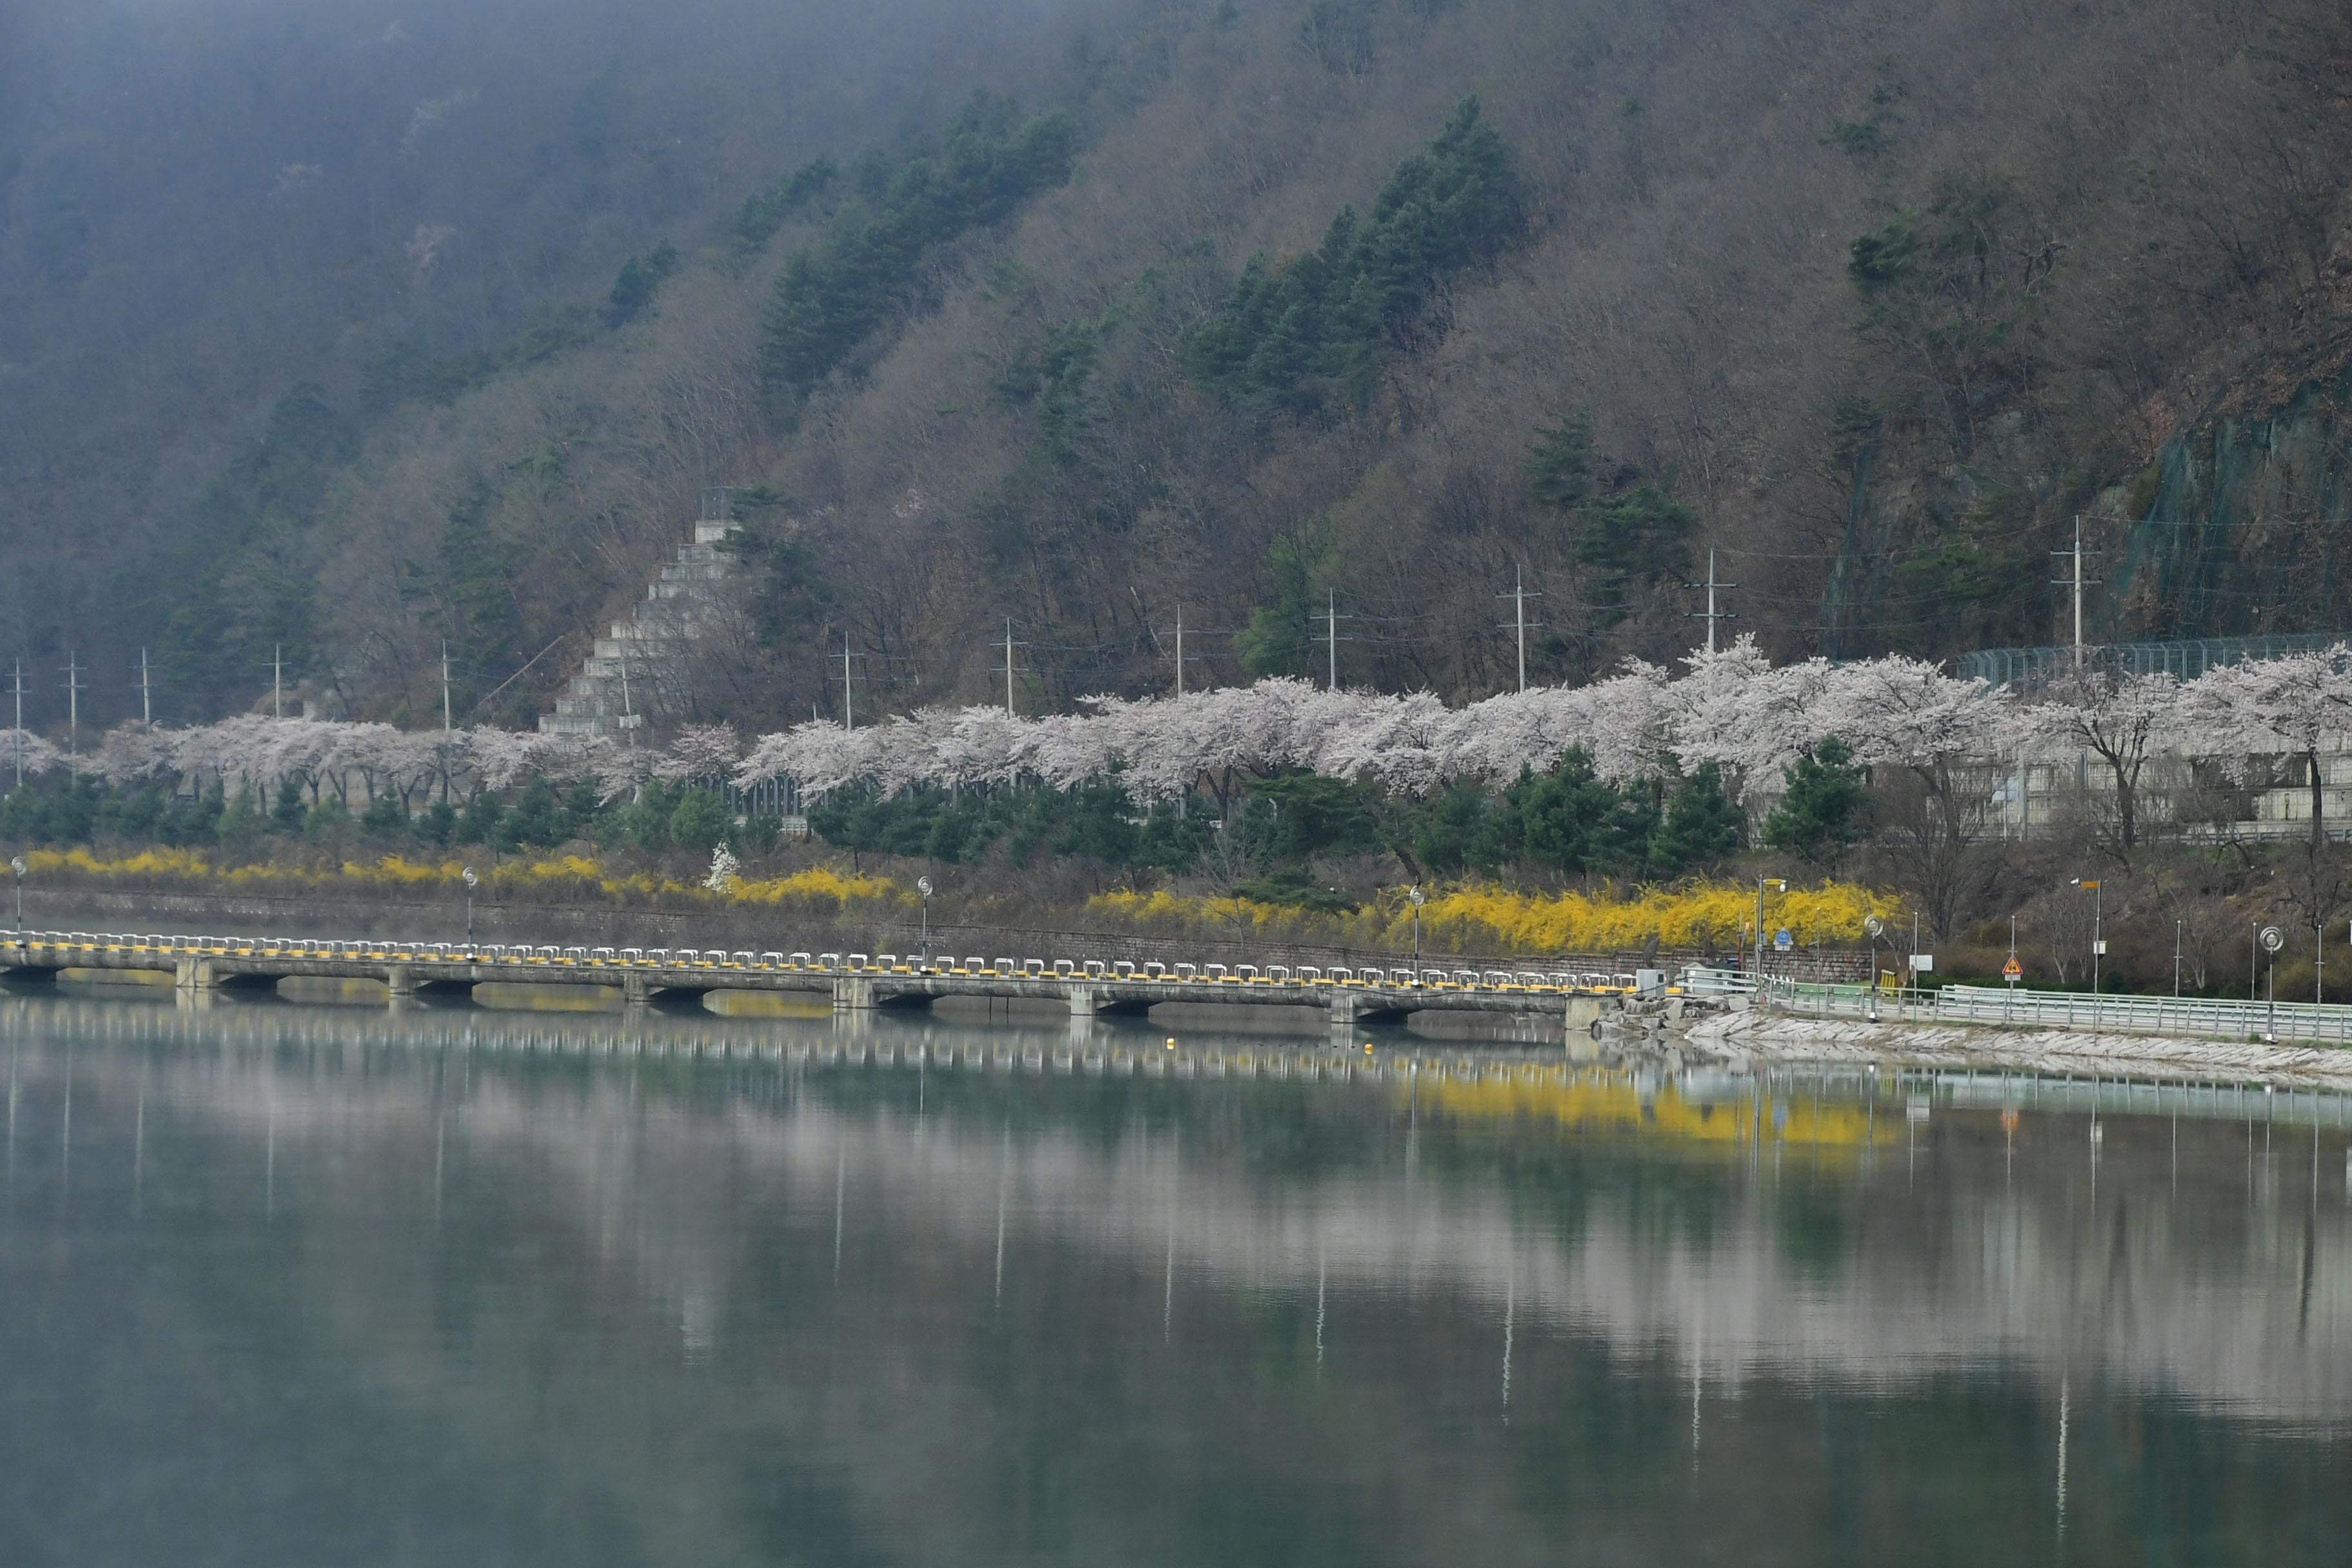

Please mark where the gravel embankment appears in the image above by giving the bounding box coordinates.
[1686,1004,2352,1088]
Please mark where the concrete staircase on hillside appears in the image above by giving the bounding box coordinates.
[538,490,738,738]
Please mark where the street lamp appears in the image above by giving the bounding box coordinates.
[916,875,934,969]
[1754,877,1785,985]
[1407,884,1426,967]
[9,855,24,934]
[1863,914,1885,1021]
[461,865,478,945]
[2071,879,2102,1000]
[2260,924,2283,1042]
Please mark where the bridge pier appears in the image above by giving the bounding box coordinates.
[1565,995,1610,1035]
[621,974,650,1007]
[1332,992,1411,1026]
[832,976,875,1012]
[385,965,419,1001]
[175,957,216,993]
[1068,983,1097,1019]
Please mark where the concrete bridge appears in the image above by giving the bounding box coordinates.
[0,930,1651,1033]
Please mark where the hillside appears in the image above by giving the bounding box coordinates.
[5,0,2349,732]
[0,0,1157,721]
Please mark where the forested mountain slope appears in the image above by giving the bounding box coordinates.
[0,0,1153,721]
[5,0,2349,731]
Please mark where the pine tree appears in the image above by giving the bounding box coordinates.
[1764,736,1873,874]
[1649,766,1743,875]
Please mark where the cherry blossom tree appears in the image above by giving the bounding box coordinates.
[1668,639,1842,807]
[1820,657,2022,936]
[2184,643,2352,855]
[2030,667,2186,856]
[656,723,745,785]
[0,729,61,786]
[84,724,177,789]
[1313,690,1457,794]
[1571,660,1675,787]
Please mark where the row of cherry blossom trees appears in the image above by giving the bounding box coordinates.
[6,641,2352,852]
[0,716,747,808]
[732,640,2352,822]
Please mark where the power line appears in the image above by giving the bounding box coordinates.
[1712,518,2050,563]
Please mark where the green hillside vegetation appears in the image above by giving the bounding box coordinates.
[759,95,1081,408]
[3,0,2350,733]
[1184,97,1525,416]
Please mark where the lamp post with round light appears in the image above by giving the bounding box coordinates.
[2071,877,2102,1015]
[2260,924,2283,1042]
[9,855,24,934]
[1753,876,1786,985]
[462,865,479,946]
[1863,914,1885,1021]
[916,876,934,970]
[1407,884,1426,969]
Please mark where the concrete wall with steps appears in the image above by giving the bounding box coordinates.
[540,517,737,738]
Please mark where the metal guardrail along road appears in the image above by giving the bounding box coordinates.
[1763,977,2352,1046]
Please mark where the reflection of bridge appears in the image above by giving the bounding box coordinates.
[1,930,1649,1032]
[19,990,2349,1430]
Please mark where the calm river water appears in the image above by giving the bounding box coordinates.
[0,984,2347,1565]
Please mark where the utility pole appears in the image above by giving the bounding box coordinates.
[841,634,855,730]
[994,619,1030,715]
[440,641,454,732]
[272,643,284,719]
[138,648,153,727]
[1686,548,1738,654]
[2050,516,2101,671]
[1318,591,1356,691]
[1170,607,1205,697]
[1326,589,1338,691]
[61,652,83,755]
[1496,569,1544,692]
[2070,517,2083,669]
[8,660,22,788]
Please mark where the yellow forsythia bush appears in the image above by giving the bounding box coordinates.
[21,847,904,910]
[1087,888,1350,940]
[1398,881,1902,952]
[1088,881,1901,954]
[732,867,900,910]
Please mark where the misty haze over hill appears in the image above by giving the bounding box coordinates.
[2,0,2348,732]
